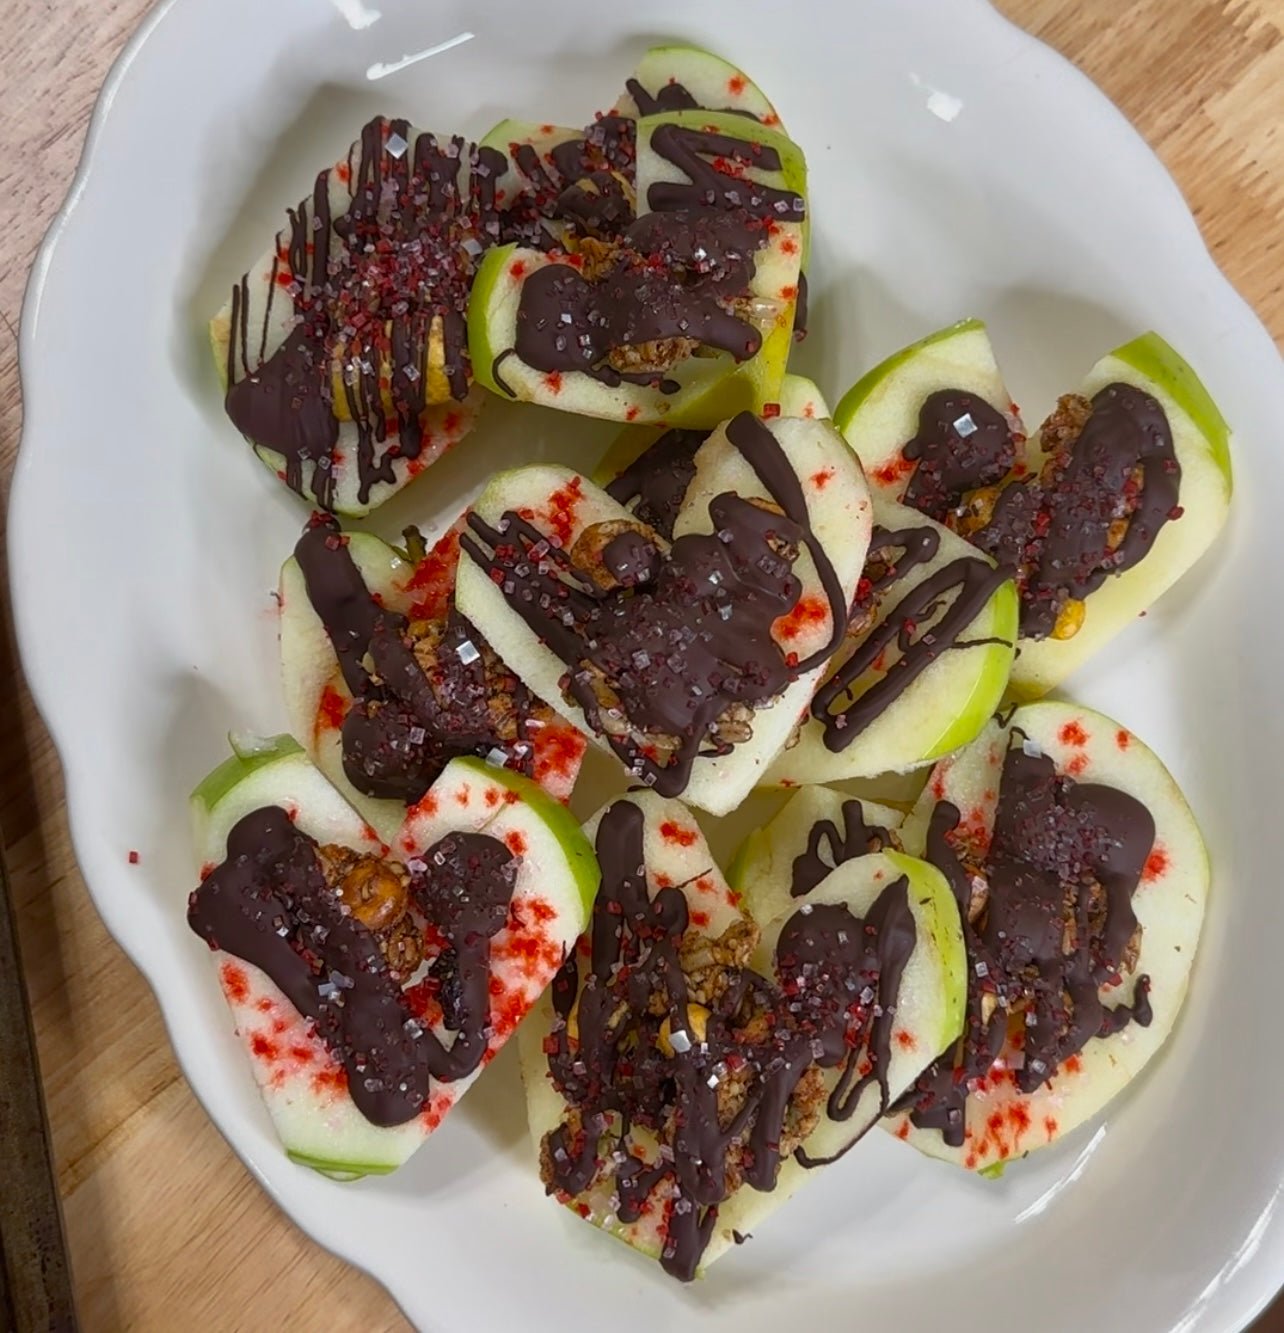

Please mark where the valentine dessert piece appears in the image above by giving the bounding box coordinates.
[188,736,598,1179]
[832,319,1027,509]
[884,700,1208,1170]
[466,110,807,427]
[727,784,906,929]
[518,791,965,1279]
[765,495,1018,786]
[279,515,586,842]
[455,411,871,815]
[613,44,784,127]
[835,323,1234,698]
[988,333,1233,697]
[590,371,830,517]
[211,115,527,515]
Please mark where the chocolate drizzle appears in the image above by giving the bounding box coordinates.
[810,525,1011,751]
[511,209,766,391]
[225,117,522,509]
[605,427,710,539]
[903,391,1016,522]
[294,517,535,803]
[461,414,846,796]
[902,739,1156,1145]
[790,801,896,897]
[188,809,517,1127]
[542,800,916,1281]
[644,125,805,224]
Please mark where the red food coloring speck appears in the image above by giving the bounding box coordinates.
[987,1111,1004,1134]
[811,467,835,489]
[659,820,698,848]
[455,784,471,807]
[778,285,797,301]
[873,455,914,486]
[931,772,947,799]
[895,1120,910,1140]
[1066,754,1088,777]
[762,112,780,127]
[691,909,710,928]
[1143,847,1169,882]
[311,1066,347,1097]
[654,872,674,889]
[695,876,715,896]
[544,371,564,395]
[1008,1102,1032,1135]
[413,790,440,819]
[965,1153,978,1170]
[528,898,557,923]
[289,1044,314,1064]
[1064,1055,1083,1075]
[272,1017,288,1035]
[250,1033,279,1062]
[505,830,528,856]
[485,787,500,808]
[727,75,747,95]
[510,260,527,279]
[762,402,781,419]
[544,476,585,548]
[625,405,640,422]
[220,963,250,1004]
[896,1031,917,1051]
[317,683,348,735]
[1059,720,1088,747]
[1044,1116,1059,1141]
[256,997,273,1013]
[1116,729,1131,750]
[774,595,829,642]
[780,236,799,256]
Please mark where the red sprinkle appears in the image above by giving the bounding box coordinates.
[658,820,698,848]
[127,850,140,865]
[762,402,781,419]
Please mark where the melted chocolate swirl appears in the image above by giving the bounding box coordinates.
[901,739,1155,1145]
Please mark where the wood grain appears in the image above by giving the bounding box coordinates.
[1,1,1281,1328]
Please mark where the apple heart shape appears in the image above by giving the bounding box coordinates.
[883,700,1208,1171]
[467,109,805,426]
[727,783,906,929]
[833,321,1233,699]
[210,115,511,515]
[613,44,785,128]
[189,738,598,1180]
[279,516,586,842]
[765,494,1018,786]
[518,789,965,1279]
[454,411,871,815]
[1006,332,1233,697]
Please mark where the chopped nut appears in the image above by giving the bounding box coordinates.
[1051,598,1086,641]
[336,855,411,932]
[379,915,423,980]
[606,336,699,375]
[575,235,620,282]
[980,992,999,1026]
[953,484,1002,538]
[657,1004,710,1056]
[569,518,659,591]
[712,701,755,747]
[1122,923,1143,975]
[1038,393,1093,459]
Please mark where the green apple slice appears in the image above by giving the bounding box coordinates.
[209,118,485,516]
[614,44,784,128]
[456,415,869,816]
[191,745,598,1180]
[467,111,804,426]
[888,700,1208,1171]
[764,495,1017,786]
[1009,333,1233,698]
[727,784,904,929]
[278,520,586,842]
[832,319,1023,499]
[520,791,964,1275]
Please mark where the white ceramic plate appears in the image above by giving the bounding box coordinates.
[13,0,1284,1328]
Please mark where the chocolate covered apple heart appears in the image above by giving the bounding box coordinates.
[455,411,871,815]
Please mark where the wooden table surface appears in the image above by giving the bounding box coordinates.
[2,1,1282,1328]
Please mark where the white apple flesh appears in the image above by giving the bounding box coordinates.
[765,495,1017,786]
[454,414,870,815]
[191,742,598,1180]
[278,519,587,843]
[887,700,1209,1170]
[519,791,965,1274]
